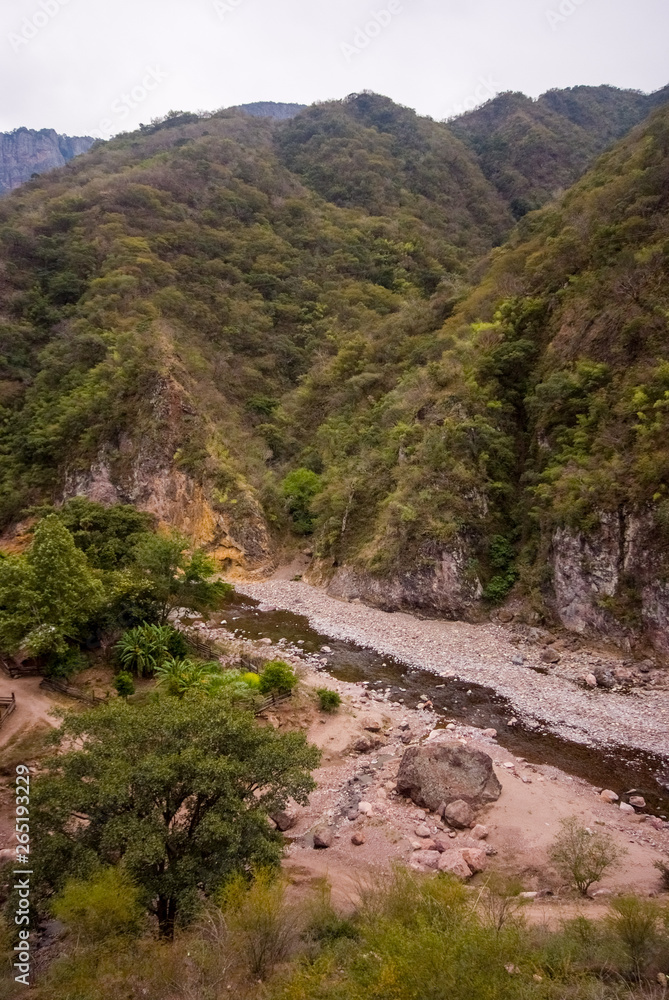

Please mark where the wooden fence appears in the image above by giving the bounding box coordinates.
[40,678,106,706]
[0,657,41,680]
[0,692,16,729]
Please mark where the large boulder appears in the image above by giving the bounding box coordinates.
[396,743,502,812]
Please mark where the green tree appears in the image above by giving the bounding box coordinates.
[259,661,298,696]
[0,515,104,658]
[549,816,626,895]
[32,699,320,938]
[132,531,231,622]
[281,469,322,534]
[31,498,156,570]
[113,671,135,699]
[115,623,176,676]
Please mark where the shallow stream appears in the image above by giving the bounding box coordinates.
[215,594,669,817]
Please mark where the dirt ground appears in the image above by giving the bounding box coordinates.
[0,627,666,923]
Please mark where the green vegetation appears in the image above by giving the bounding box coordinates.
[31,697,319,939]
[12,863,669,999]
[549,817,626,896]
[113,670,135,698]
[281,468,321,534]
[316,688,341,713]
[259,660,298,696]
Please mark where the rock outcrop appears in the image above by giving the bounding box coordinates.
[552,511,669,657]
[323,545,483,619]
[396,744,502,813]
[0,128,94,194]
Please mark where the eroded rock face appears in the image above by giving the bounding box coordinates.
[396,744,502,813]
[552,511,669,657]
[61,376,272,571]
[324,545,483,619]
[0,128,94,194]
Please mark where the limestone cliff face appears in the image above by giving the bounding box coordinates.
[552,512,669,657]
[0,128,95,194]
[313,544,483,619]
[62,377,272,571]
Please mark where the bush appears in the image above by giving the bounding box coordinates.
[317,689,341,713]
[114,623,177,676]
[220,869,298,979]
[113,671,135,699]
[654,859,669,891]
[281,469,322,535]
[242,671,262,689]
[549,816,626,895]
[606,895,661,980]
[259,661,298,696]
[51,868,144,943]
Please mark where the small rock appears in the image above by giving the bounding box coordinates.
[347,808,359,821]
[321,646,332,653]
[361,715,383,732]
[482,729,497,738]
[648,817,664,831]
[511,655,525,666]
[584,674,598,688]
[541,648,561,664]
[437,852,473,879]
[629,796,646,809]
[259,638,273,646]
[415,824,432,839]
[471,824,489,840]
[497,609,514,623]
[411,850,442,871]
[358,801,373,816]
[313,827,333,849]
[444,800,475,830]
[354,734,381,753]
[619,802,635,814]
[600,789,619,803]
[271,808,299,832]
[519,891,538,899]
[351,832,366,846]
[459,847,487,873]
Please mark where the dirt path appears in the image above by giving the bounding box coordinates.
[0,674,63,750]
[234,579,669,759]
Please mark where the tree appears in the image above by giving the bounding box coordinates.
[281,469,322,534]
[259,661,298,696]
[115,623,176,676]
[113,672,135,699]
[548,817,626,895]
[132,530,232,622]
[0,515,104,659]
[30,498,156,570]
[32,699,320,938]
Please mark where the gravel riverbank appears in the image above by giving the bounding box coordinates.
[235,580,669,759]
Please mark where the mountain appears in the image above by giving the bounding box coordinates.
[0,128,95,195]
[448,84,669,218]
[0,94,667,655]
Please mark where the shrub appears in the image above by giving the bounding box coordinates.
[220,869,298,979]
[606,895,661,980]
[281,469,322,534]
[549,816,626,895]
[242,671,262,689]
[51,868,145,943]
[155,657,221,698]
[114,623,176,676]
[317,689,341,713]
[259,660,298,696]
[654,859,669,891]
[113,671,135,699]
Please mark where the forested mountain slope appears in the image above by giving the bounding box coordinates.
[448,83,669,218]
[0,94,667,654]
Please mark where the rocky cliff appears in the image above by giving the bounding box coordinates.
[0,128,95,195]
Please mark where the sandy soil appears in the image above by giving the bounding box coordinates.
[234,579,669,758]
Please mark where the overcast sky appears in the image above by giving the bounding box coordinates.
[1,0,667,136]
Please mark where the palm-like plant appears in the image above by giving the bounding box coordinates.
[155,657,221,698]
[115,624,174,677]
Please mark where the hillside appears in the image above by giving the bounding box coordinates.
[0,97,510,568]
[449,83,669,217]
[0,94,668,655]
[0,128,94,195]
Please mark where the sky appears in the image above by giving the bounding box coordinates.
[1,0,668,136]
